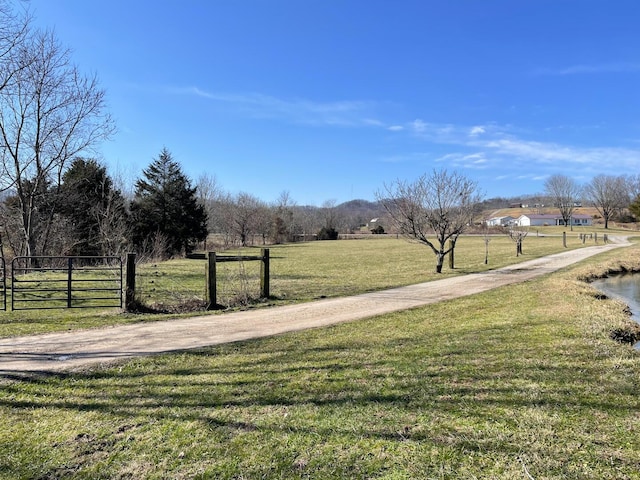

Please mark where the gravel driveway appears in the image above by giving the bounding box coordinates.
[0,238,629,376]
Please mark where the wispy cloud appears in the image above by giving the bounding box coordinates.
[168,86,640,177]
[168,86,383,127]
[436,152,489,169]
[535,62,640,76]
[395,118,640,175]
[482,138,640,169]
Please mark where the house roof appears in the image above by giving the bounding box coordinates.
[519,214,591,220]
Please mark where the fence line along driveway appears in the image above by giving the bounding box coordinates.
[0,238,630,376]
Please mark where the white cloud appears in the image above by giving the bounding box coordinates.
[482,138,640,169]
[389,117,640,176]
[412,119,428,133]
[535,62,640,76]
[388,125,404,131]
[469,126,486,137]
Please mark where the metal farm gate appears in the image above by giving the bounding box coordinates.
[11,256,123,310]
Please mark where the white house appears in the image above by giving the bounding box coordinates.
[485,216,515,226]
[517,214,592,227]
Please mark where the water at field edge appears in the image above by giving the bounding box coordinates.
[592,274,640,350]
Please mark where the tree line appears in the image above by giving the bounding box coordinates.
[378,171,640,273]
[0,145,378,260]
[544,173,640,230]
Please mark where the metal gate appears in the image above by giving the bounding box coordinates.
[0,257,5,311]
[11,256,123,310]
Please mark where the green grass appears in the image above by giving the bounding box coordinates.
[1,244,639,478]
[0,232,608,338]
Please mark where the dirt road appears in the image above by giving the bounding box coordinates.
[0,239,629,376]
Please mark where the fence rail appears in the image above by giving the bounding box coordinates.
[11,256,123,310]
[127,249,270,311]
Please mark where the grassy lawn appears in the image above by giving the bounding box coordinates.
[0,237,639,478]
[0,231,615,338]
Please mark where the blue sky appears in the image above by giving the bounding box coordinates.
[27,0,640,206]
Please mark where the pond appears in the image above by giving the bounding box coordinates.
[592,274,640,349]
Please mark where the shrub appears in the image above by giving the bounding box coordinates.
[317,227,339,240]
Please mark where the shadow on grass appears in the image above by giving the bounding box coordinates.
[2,301,640,479]
[1,322,638,428]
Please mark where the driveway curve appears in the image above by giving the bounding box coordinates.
[0,238,630,376]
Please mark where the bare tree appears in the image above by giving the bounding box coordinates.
[214,192,237,247]
[505,225,529,257]
[321,199,339,230]
[272,190,298,243]
[624,174,640,202]
[254,203,272,245]
[584,174,628,229]
[377,169,483,273]
[0,20,114,256]
[96,189,130,256]
[296,205,320,242]
[481,223,492,264]
[317,199,341,239]
[544,174,581,231]
[197,173,221,222]
[196,172,224,248]
[232,192,265,247]
[0,0,29,94]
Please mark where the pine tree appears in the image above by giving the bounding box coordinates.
[58,158,128,256]
[130,149,208,257]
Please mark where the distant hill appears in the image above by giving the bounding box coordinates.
[336,199,383,215]
[335,199,386,232]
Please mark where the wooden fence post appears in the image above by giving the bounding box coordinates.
[260,248,270,298]
[125,253,136,311]
[206,252,217,310]
[563,231,567,248]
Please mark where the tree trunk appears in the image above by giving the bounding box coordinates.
[448,239,455,269]
[435,252,445,273]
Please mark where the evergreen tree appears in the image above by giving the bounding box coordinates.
[58,158,129,256]
[130,149,207,257]
[630,195,640,220]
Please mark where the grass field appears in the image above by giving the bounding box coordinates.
[0,239,639,478]
[0,231,639,478]
[0,230,615,338]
